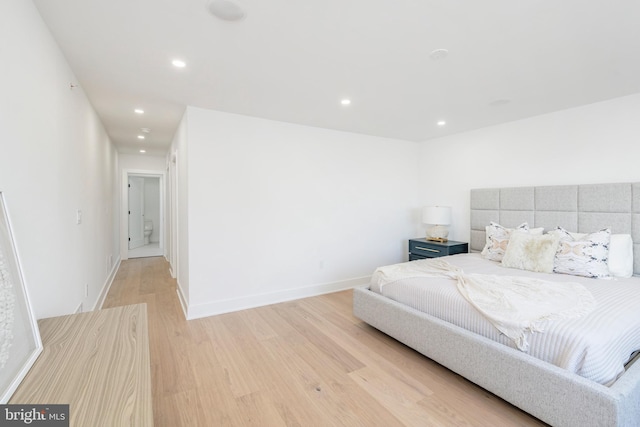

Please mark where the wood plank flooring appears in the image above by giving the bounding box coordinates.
[103,257,548,426]
[11,304,153,426]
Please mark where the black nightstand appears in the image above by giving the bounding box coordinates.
[408,238,468,261]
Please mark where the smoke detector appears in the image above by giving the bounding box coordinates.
[207,0,246,21]
[429,49,449,60]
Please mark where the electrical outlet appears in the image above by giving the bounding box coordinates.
[76,209,82,225]
[85,283,89,297]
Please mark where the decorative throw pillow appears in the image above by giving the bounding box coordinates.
[551,227,611,278]
[565,231,633,278]
[481,222,529,262]
[501,231,561,273]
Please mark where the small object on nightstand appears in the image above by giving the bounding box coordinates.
[422,206,451,242]
[408,238,468,261]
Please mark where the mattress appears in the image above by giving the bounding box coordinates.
[369,253,640,386]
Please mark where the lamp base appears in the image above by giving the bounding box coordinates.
[426,237,448,243]
[426,225,449,242]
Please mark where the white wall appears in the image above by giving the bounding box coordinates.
[119,153,166,172]
[183,107,419,318]
[418,93,640,243]
[0,0,119,318]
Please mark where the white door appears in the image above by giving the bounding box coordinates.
[128,176,145,249]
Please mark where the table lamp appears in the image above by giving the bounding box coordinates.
[422,206,451,242]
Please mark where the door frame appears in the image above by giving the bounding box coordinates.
[168,151,178,279]
[120,169,166,260]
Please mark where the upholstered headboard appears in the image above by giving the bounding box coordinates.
[470,182,640,276]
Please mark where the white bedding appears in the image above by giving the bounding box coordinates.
[370,253,640,386]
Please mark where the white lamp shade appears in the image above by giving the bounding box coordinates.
[422,206,451,225]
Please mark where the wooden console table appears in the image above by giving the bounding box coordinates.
[10,304,153,426]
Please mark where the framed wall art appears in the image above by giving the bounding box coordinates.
[0,192,42,403]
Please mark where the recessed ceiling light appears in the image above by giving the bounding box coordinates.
[207,0,246,21]
[437,120,446,126]
[341,99,351,106]
[137,135,145,140]
[172,59,186,68]
[141,127,151,133]
[140,150,146,153]
[134,109,144,114]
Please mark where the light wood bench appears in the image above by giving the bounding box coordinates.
[10,304,153,426]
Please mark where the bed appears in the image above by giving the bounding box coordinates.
[353,182,640,427]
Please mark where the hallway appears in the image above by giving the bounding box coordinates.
[103,257,196,426]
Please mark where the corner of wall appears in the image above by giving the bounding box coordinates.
[184,275,371,320]
[175,279,189,319]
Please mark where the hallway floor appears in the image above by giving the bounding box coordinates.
[128,242,163,259]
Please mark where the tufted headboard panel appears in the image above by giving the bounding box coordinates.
[470,182,640,275]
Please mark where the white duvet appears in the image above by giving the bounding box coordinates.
[370,253,640,386]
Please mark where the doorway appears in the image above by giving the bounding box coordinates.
[122,170,165,259]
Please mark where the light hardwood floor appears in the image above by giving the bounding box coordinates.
[103,257,548,426]
[11,304,153,426]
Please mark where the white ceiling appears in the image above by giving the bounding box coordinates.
[33,0,640,155]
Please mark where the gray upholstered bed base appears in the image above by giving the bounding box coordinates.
[353,286,640,427]
[353,182,640,426]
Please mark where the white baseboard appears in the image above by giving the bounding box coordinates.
[95,255,122,310]
[185,275,371,320]
[176,281,189,319]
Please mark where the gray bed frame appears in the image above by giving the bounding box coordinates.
[354,182,640,427]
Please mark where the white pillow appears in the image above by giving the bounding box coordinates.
[609,234,634,278]
[481,222,529,262]
[551,227,611,279]
[566,231,633,278]
[502,231,560,273]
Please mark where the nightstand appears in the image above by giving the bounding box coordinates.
[408,238,468,261]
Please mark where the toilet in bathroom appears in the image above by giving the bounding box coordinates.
[143,220,153,245]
